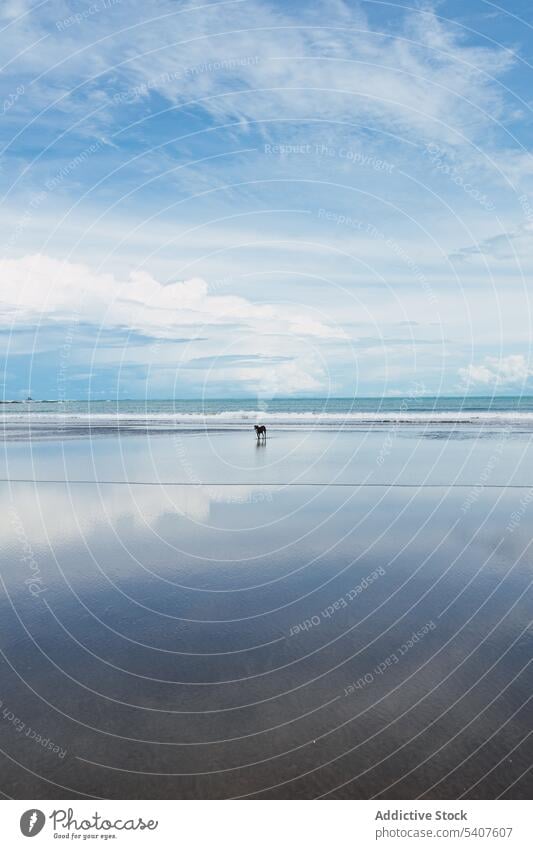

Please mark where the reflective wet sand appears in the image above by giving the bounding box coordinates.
[0,429,532,798]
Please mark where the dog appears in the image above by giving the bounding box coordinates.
[254,424,267,441]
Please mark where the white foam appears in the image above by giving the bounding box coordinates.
[0,409,530,428]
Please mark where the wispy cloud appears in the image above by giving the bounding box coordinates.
[18,3,516,139]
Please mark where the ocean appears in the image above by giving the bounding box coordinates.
[3,396,533,434]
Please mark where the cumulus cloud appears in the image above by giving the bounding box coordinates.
[459,355,532,387]
[230,358,326,396]
[0,254,343,394]
[179,352,326,394]
[0,253,346,341]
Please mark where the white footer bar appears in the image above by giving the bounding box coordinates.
[1,799,529,847]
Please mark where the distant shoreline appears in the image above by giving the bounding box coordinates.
[2,395,533,403]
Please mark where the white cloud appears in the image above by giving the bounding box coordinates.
[0,253,346,341]
[450,221,533,263]
[231,358,326,396]
[0,254,345,394]
[1,1,513,147]
[459,354,531,386]
[115,2,513,145]
[1,482,273,550]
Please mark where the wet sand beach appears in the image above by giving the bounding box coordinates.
[0,425,532,798]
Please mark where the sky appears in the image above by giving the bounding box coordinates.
[1,0,533,399]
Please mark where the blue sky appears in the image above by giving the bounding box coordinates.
[1,0,533,398]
